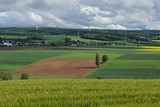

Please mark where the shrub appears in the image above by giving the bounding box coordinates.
[97,77,106,79]
[20,73,29,80]
[102,55,108,64]
[51,42,56,47]
[0,72,13,80]
[95,53,99,68]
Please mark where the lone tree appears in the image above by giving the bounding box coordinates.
[102,55,108,64]
[95,53,99,68]
[20,73,29,80]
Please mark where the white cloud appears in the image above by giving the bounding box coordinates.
[106,24,127,30]
[146,22,160,30]
[0,0,160,30]
[0,12,8,17]
[29,12,43,22]
[94,16,113,24]
[80,5,113,17]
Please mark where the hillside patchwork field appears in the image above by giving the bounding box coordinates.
[0,46,159,79]
[0,46,160,107]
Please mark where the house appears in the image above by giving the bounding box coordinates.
[3,42,13,47]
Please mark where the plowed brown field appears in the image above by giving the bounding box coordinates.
[15,59,96,77]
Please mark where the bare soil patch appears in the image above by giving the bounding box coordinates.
[15,59,96,77]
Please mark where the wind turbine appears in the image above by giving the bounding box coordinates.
[69,0,80,35]
[88,18,91,31]
[36,15,39,36]
[85,9,92,31]
[78,28,80,36]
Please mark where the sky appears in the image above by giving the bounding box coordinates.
[0,0,160,30]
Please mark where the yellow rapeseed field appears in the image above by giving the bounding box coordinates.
[140,46,160,51]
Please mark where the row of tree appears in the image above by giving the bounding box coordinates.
[82,33,151,42]
[82,33,124,41]
[0,72,29,80]
[1,28,160,38]
[95,53,108,68]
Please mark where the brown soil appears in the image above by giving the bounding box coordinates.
[15,59,96,77]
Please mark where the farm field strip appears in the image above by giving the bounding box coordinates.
[15,59,96,77]
[0,50,78,72]
[87,49,160,79]
[0,48,115,72]
[140,46,160,51]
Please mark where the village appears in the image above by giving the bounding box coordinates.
[0,36,116,47]
[0,39,45,47]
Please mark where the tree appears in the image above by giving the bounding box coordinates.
[0,72,13,80]
[20,73,29,80]
[64,37,71,43]
[51,42,56,47]
[95,53,99,68]
[102,55,108,64]
[0,36,3,42]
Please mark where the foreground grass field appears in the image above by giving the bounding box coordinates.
[0,79,160,107]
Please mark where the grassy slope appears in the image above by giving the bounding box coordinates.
[0,79,160,107]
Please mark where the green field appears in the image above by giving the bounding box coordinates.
[0,46,160,107]
[0,79,160,107]
[0,46,160,79]
[0,49,75,72]
[0,35,27,39]
[87,49,160,79]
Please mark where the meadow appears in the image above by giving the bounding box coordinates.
[0,79,160,107]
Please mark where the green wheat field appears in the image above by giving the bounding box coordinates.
[0,79,160,107]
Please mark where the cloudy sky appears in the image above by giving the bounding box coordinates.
[0,0,160,30]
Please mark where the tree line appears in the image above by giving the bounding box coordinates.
[1,28,160,39]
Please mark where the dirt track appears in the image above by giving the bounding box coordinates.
[15,59,96,77]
